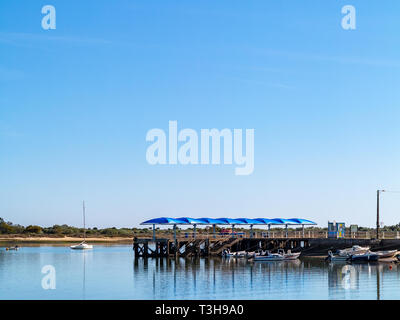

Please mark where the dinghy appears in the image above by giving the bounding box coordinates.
[5,246,19,251]
[251,250,285,262]
[326,250,350,262]
[278,249,301,260]
[223,249,247,258]
[338,245,369,257]
[373,250,397,259]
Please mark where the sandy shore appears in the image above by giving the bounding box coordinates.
[0,236,133,243]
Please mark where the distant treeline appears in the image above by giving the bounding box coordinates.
[2,217,400,236]
[0,217,147,237]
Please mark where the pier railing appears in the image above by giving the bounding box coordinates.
[134,230,400,240]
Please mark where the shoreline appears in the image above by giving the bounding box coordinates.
[0,236,133,244]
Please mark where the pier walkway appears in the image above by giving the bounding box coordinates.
[133,233,400,258]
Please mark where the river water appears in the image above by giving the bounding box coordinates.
[0,244,398,299]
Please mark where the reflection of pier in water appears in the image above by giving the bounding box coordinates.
[133,257,306,298]
[133,257,400,299]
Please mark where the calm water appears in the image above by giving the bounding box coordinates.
[0,244,399,300]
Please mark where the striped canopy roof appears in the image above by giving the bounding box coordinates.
[289,218,317,225]
[236,218,265,225]
[256,218,281,224]
[141,217,316,225]
[271,218,296,224]
[197,218,227,224]
[216,218,245,225]
[176,217,206,224]
[141,217,187,225]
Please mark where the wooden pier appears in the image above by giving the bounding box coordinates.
[133,236,312,258]
[133,236,400,258]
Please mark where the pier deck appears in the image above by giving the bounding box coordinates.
[133,236,400,258]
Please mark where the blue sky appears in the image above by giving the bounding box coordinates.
[0,1,399,228]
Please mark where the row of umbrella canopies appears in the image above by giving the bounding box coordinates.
[141,217,317,226]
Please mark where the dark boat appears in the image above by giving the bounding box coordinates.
[351,251,379,262]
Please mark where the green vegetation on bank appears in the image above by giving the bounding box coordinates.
[2,217,400,237]
[0,217,145,237]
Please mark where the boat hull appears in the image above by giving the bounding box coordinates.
[253,256,284,262]
[374,250,397,259]
[326,250,350,262]
[338,246,370,257]
[225,251,247,258]
[283,252,301,260]
[70,244,93,250]
[327,257,349,262]
[351,253,379,262]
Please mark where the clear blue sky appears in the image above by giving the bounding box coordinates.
[0,1,399,228]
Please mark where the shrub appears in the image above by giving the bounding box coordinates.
[0,218,24,234]
[24,225,43,234]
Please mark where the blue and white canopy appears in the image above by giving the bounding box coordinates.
[271,218,297,225]
[288,218,317,225]
[141,217,187,225]
[216,218,245,225]
[197,218,226,224]
[141,217,316,226]
[176,217,207,224]
[256,218,281,224]
[236,218,265,225]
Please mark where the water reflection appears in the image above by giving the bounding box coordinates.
[133,256,399,300]
[2,245,399,299]
[74,250,90,300]
[83,251,86,300]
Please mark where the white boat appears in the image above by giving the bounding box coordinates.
[70,201,93,250]
[253,253,284,261]
[223,249,247,258]
[5,246,19,251]
[252,251,285,261]
[337,245,369,257]
[373,250,397,259]
[278,249,301,260]
[70,241,93,250]
[223,249,257,258]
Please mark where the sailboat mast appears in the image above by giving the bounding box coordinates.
[83,201,86,241]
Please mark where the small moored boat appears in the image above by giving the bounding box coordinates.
[5,245,19,251]
[373,250,397,259]
[251,250,285,262]
[70,241,93,250]
[326,250,350,262]
[278,249,301,260]
[350,251,379,262]
[70,201,93,250]
[338,245,369,257]
[222,249,247,258]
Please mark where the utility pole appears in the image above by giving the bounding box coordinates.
[376,190,385,239]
